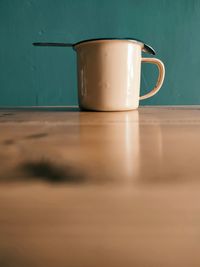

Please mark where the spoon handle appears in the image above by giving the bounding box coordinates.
[33,42,73,47]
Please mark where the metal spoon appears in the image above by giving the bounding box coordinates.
[33,38,155,55]
[33,42,73,47]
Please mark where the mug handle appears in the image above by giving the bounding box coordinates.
[139,58,165,100]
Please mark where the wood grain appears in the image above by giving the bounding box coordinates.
[0,107,200,267]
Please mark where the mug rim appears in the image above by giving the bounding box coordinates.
[75,37,142,45]
[73,38,155,55]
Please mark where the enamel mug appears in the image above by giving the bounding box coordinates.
[33,38,165,111]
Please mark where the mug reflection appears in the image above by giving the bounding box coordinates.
[76,111,140,184]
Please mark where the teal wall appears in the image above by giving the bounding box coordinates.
[1,0,200,106]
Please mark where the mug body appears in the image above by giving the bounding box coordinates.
[74,40,142,111]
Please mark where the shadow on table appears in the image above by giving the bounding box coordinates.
[20,160,85,184]
[0,158,86,185]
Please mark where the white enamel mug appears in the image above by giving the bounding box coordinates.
[34,38,165,111]
[74,39,165,111]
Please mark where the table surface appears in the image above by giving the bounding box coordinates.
[1,106,200,267]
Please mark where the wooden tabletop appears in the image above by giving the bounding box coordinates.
[0,106,200,267]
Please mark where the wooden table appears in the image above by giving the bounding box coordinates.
[0,107,200,267]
